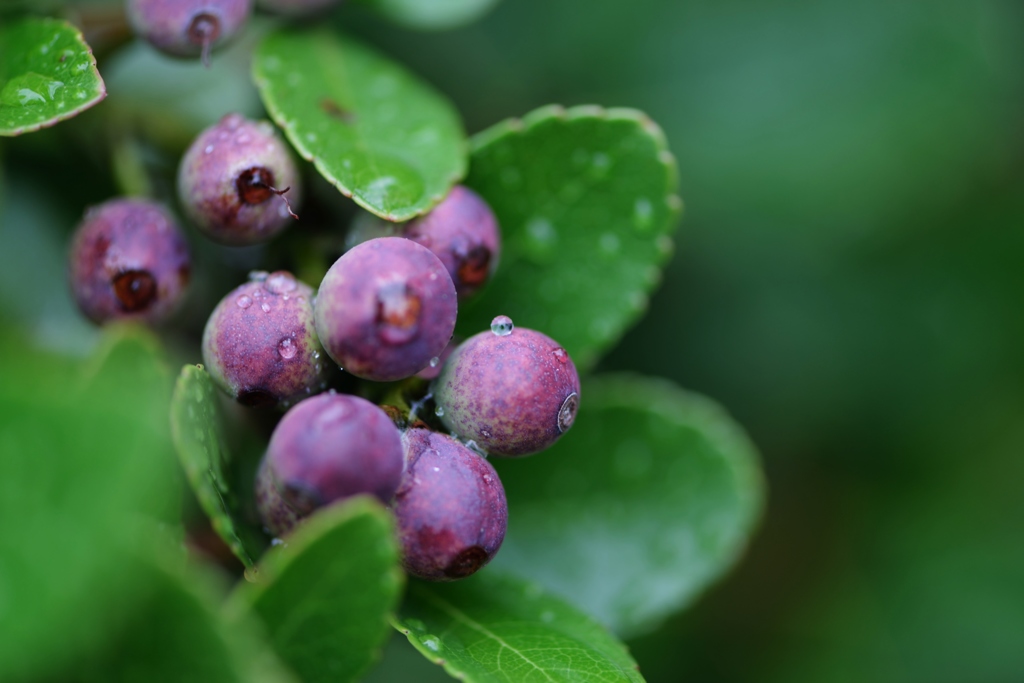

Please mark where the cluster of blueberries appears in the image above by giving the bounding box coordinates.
[68,107,580,579]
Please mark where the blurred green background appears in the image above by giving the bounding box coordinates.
[4,0,1024,681]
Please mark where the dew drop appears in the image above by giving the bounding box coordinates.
[261,302,271,313]
[265,272,297,295]
[558,392,579,433]
[434,405,445,417]
[553,347,568,364]
[429,356,440,368]
[278,338,297,360]
[243,566,260,583]
[422,637,441,652]
[634,197,653,231]
[236,295,253,309]
[490,315,514,336]
[204,144,214,154]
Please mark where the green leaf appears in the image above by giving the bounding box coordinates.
[396,573,645,683]
[253,29,467,221]
[0,17,106,136]
[73,553,297,683]
[460,105,681,369]
[229,497,404,683]
[489,374,764,638]
[0,326,179,680]
[359,0,501,31]
[170,364,265,567]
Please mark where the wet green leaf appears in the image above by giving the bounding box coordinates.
[359,0,501,31]
[490,374,764,638]
[229,497,404,683]
[170,364,265,567]
[0,17,106,136]
[396,572,644,683]
[460,105,681,369]
[253,29,466,221]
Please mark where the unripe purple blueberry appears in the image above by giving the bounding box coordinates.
[68,198,191,325]
[314,237,458,382]
[394,428,507,581]
[403,186,500,299]
[178,113,301,246]
[126,0,252,64]
[256,393,405,537]
[202,271,326,408]
[433,316,581,457]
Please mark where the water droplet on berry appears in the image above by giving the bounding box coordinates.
[490,315,514,336]
[261,302,271,313]
[429,356,440,368]
[204,144,214,154]
[558,392,579,433]
[434,405,444,417]
[265,272,297,295]
[553,347,568,363]
[236,295,253,309]
[278,338,297,359]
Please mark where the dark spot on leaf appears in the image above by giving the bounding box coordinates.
[320,98,357,124]
[112,269,157,312]
[444,546,488,578]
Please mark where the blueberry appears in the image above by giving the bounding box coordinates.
[126,0,252,65]
[255,393,405,537]
[202,271,326,408]
[433,316,581,456]
[68,198,191,325]
[403,186,500,299]
[314,237,458,382]
[394,428,507,581]
[178,113,301,246]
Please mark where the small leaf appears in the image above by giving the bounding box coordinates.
[229,497,404,683]
[396,573,645,683]
[253,28,467,221]
[170,364,263,567]
[359,0,501,31]
[490,374,764,638]
[460,105,681,369]
[0,17,106,136]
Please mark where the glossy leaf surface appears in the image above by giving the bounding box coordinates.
[0,17,105,136]
[253,29,466,220]
[491,374,764,637]
[230,497,404,683]
[397,573,644,683]
[460,105,681,369]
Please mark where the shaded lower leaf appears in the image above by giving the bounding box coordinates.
[396,572,644,683]
[170,364,262,567]
[359,0,501,30]
[228,497,404,683]
[71,552,296,683]
[0,326,178,680]
[0,17,106,136]
[490,374,764,638]
[461,105,681,369]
